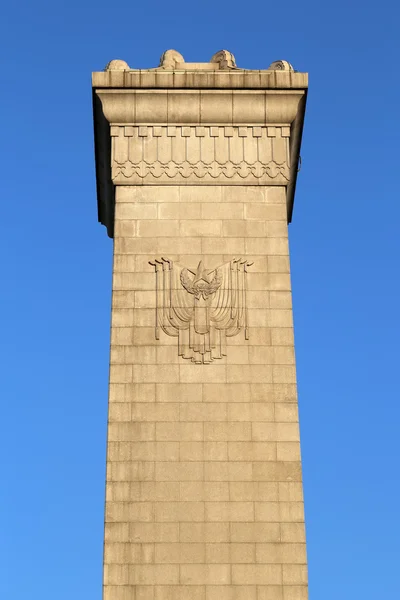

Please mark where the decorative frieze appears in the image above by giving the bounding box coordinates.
[111,126,290,184]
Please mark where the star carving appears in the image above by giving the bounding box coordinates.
[189,261,215,286]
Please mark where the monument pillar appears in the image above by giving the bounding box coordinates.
[93,49,308,600]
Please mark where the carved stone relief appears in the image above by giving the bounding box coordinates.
[149,257,253,364]
[268,60,294,71]
[210,50,237,69]
[104,50,294,72]
[111,126,290,185]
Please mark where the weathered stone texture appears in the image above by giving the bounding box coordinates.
[93,50,308,600]
[104,185,306,599]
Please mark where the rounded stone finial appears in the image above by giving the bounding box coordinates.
[159,49,185,69]
[104,59,130,71]
[268,60,294,72]
[210,50,237,69]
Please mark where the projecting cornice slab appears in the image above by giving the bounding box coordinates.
[96,90,304,126]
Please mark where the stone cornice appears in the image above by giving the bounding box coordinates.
[96,89,305,126]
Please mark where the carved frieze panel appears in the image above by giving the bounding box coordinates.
[111,126,290,185]
[149,257,253,364]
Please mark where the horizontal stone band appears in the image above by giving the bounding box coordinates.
[112,160,289,183]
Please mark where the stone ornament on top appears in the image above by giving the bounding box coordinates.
[157,49,238,71]
[104,50,292,72]
[210,50,237,69]
[158,49,185,69]
[149,257,253,364]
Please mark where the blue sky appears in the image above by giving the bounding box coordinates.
[1,0,399,598]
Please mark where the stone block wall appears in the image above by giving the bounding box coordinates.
[103,184,307,600]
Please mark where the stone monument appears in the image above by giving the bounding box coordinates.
[92,49,308,600]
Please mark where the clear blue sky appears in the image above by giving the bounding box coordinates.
[1,1,399,598]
